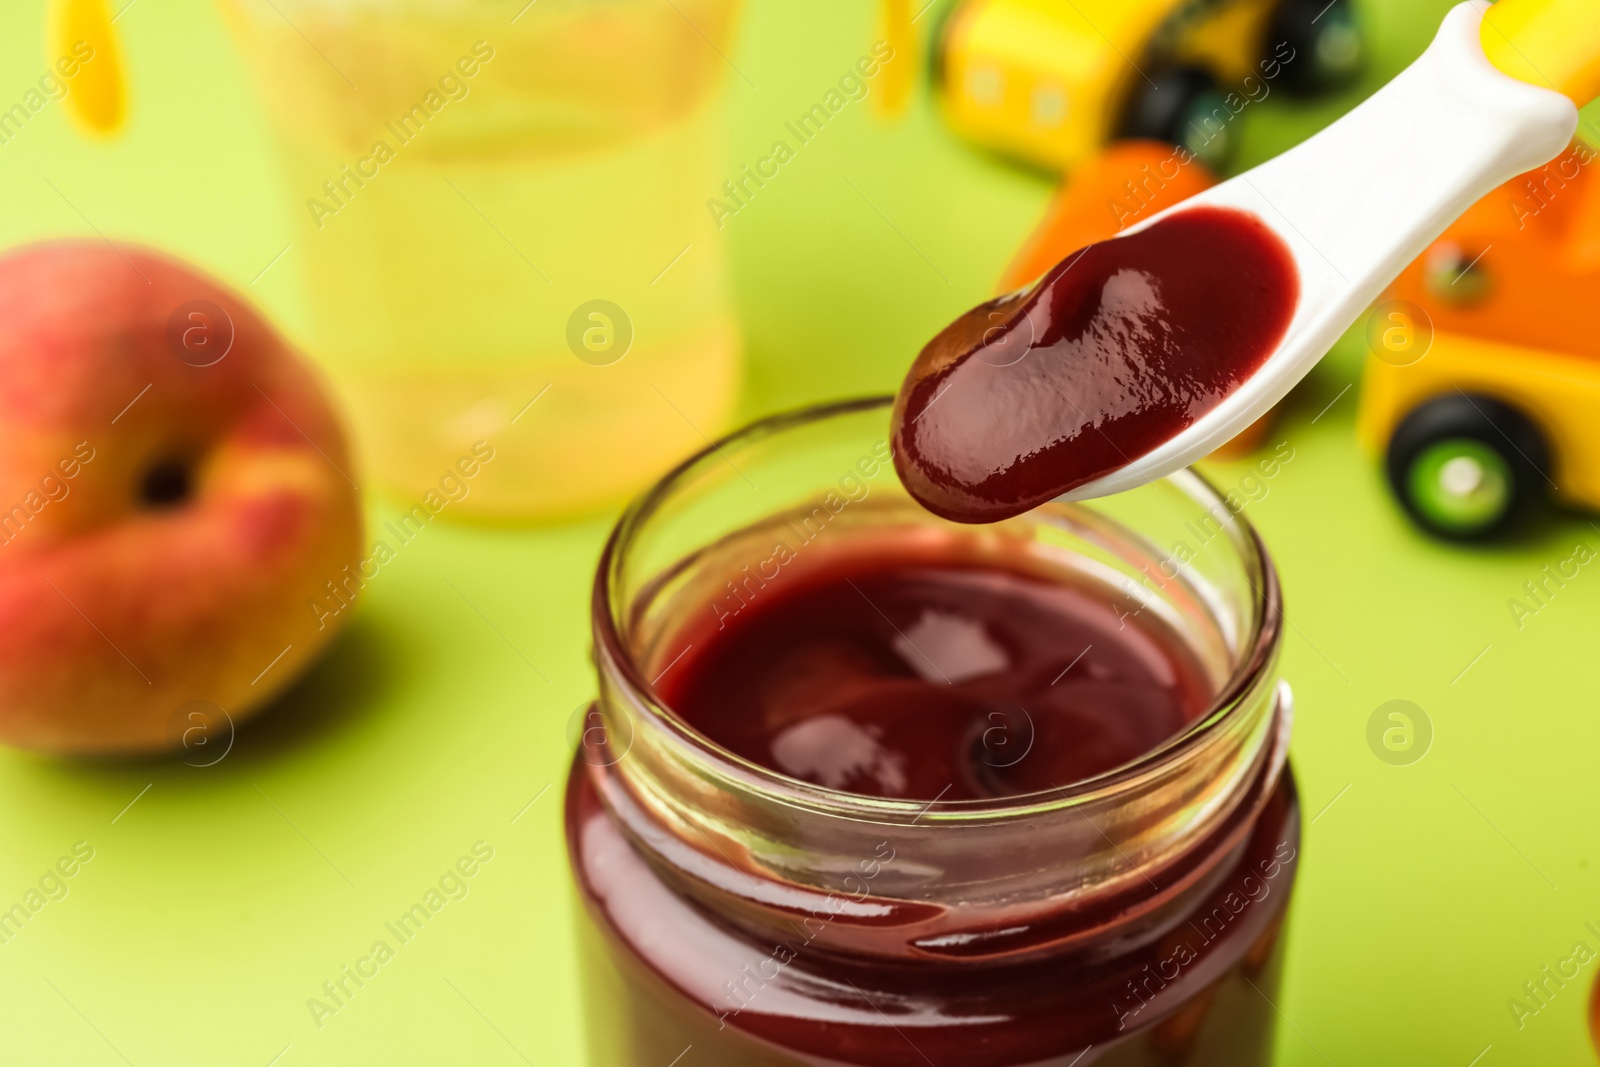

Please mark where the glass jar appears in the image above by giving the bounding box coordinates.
[568,397,1299,1066]
[217,0,743,520]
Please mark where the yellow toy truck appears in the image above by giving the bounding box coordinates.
[933,0,1363,173]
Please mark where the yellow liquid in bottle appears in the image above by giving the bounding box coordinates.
[220,0,744,520]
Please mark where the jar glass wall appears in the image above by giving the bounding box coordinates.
[568,397,1299,1066]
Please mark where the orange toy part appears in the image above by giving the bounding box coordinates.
[1208,409,1276,459]
[998,140,1217,293]
[1386,144,1600,356]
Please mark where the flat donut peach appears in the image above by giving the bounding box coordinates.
[0,241,362,754]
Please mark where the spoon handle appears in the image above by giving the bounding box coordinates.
[1186,3,1575,290]
[1482,0,1600,105]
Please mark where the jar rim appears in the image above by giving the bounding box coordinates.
[591,395,1283,822]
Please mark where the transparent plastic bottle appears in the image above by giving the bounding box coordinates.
[219,0,744,519]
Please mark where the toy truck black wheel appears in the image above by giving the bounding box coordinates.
[1120,67,1235,172]
[1385,394,1550,541]
[1270,0,1365,95]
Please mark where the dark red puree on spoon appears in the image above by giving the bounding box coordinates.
[892,206,1299,523]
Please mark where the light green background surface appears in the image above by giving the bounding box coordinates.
[0,1,1597,1064]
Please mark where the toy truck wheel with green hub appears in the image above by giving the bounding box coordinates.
[933,0,1364,174]
[1382,393,1551,540]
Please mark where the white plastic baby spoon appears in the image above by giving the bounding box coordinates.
[1060,0,1591,502]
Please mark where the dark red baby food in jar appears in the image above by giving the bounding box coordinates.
[567,397,1299,1066]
